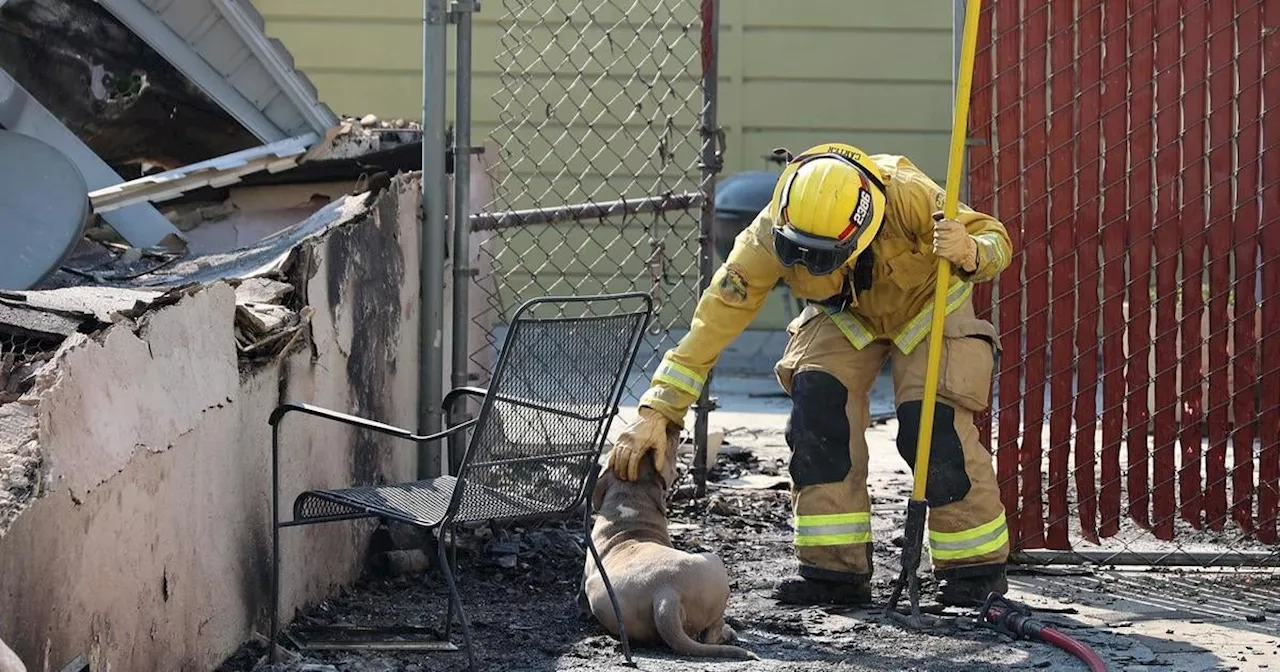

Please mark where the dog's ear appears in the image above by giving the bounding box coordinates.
[590,465,612,512]
[657,433,679,491]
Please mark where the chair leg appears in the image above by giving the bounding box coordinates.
[583,507,633,665]
[438,523,476,670]
[449,523,458,576]
[270,521,280,663]
[270,426,282,664]
[440,526,457,640]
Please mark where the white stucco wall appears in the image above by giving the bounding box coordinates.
[0,170,492,671]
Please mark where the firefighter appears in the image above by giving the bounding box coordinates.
[608,143,1012,607]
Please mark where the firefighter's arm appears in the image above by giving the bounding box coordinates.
[638,214,783,428]
[894,158,1012,283]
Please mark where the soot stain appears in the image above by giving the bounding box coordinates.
[325,189,407,485]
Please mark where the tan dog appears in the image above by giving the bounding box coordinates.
[583,450,756,660]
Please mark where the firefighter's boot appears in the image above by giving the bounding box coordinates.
[774,574,873,607]
[937,564,1008,608]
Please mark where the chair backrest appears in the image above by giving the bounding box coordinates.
[449,293,652,522]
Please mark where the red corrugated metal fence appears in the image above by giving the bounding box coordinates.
[969,0,1280,558]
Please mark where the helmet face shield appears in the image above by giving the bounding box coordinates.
[769,145,886,276]
[772,225,852,276]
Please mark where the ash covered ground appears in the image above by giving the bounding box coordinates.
[220,421,1280,672]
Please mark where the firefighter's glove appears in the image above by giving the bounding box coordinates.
[609,407,670,481]
[932,212,979,273]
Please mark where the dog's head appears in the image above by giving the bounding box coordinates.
[591,437,679,514]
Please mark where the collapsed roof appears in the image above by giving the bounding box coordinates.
[0,0,445,293]
[0,0,337,170]
[0,0,343,252]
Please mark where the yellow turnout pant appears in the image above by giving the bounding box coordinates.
[774,297,1009,582]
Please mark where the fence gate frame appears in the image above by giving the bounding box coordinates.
[430,0,723,487]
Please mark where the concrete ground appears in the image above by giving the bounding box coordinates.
[695,405,1280,672]
[228,375,1280,672]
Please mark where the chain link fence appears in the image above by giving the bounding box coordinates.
[465,0,717,413]
[969,0,1279,566]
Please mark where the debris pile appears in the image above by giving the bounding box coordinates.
[306,115,424,162]
[363,517,592,581]
[232,278,312,364]
[0,276,318,404]
[352,114,422,134]
[50,241,186,288]
[665,446,795,572]
[0,285,181,404]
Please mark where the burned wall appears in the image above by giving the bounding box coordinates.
[0,174,435,671]
[325,187,407,485]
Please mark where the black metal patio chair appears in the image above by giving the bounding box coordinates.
[267,293,653,669]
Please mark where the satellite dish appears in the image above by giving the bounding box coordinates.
[0,129,92,290]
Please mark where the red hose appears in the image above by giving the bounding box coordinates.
[985,608,1108,672]
[1038,625,1108,672]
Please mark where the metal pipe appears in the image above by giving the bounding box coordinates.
[692,0,721,498]
[448,4,474,473]
[1011,550,1280,568]
[470,192,704,231]
[419,0,449,478]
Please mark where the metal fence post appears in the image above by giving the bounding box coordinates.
[692,0,721,498]
[420,0,449,479]
[448,0,475,473]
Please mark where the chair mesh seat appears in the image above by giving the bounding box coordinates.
[294,477,577,527]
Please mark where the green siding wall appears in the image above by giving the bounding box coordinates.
[254,0,953,330]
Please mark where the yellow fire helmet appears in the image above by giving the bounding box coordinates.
[768,143,887,275]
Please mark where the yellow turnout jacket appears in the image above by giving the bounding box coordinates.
[640,154,1013,427]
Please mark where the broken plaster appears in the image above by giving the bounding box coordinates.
[0,179,400,538]
[38,284,240,504]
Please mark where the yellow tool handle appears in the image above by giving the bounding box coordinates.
[911,0,983,503]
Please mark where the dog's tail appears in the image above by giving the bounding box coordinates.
[652,586,757,660]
